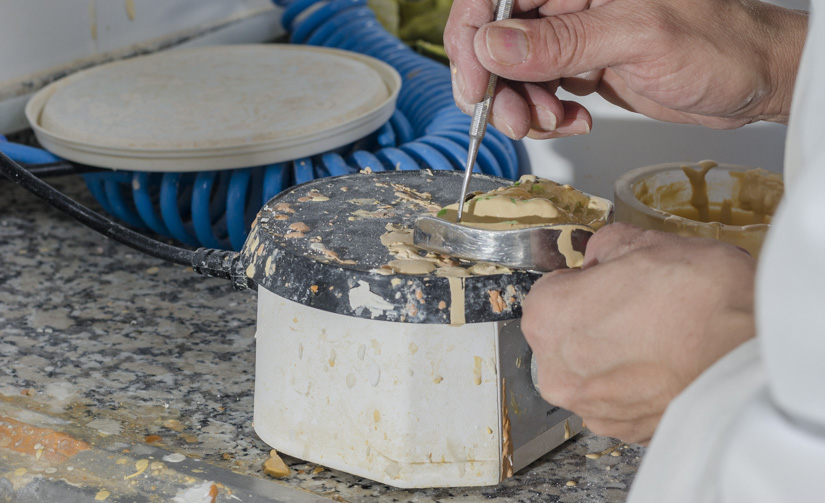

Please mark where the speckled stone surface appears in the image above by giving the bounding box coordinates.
[0,174,644,502]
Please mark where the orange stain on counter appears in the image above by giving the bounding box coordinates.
[0,416,90,463]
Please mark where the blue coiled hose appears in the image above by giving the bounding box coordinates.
[0,1,523,251]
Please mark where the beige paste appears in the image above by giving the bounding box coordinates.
[438,174,611,230]
[643,160,784,226]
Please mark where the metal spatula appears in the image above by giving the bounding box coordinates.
[413,215,605,272]
[413,191,614,271]
[456,0,515,222]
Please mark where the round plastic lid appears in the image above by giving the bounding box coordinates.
[25,45,401,172]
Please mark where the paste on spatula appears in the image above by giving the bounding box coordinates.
[437,175,611,230]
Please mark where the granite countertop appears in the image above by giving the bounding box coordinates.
[0,173,643,502]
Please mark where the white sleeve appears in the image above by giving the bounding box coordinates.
[625,339,765,503]
[718,389,825,502]
[630,3,825,497]
[725,149,825,501]
[628,335,825,503]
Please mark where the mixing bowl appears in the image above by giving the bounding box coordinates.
[613,161,783,259]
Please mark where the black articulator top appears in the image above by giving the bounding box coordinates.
[241,170,546,324]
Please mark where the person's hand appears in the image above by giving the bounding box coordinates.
[444,0,807,140]
[521,223,756,444]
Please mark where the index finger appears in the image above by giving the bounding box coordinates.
[444,0,499,104]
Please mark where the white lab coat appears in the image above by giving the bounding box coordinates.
[627,1,825,501]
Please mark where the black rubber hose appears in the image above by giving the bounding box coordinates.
[23,161,105,178]
[0,150,255,290]
[0,149,193,265]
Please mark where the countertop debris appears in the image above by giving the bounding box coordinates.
[263,450,291,478]
[0,174,644,502]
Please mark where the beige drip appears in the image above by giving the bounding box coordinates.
[447,277,466,326]
[500,378,513,479]
[556,226,587,268]
[730,169,783,223]
[674,160,783,226]
[682,160,715,222]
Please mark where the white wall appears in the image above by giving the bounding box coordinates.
[523,95,788,200]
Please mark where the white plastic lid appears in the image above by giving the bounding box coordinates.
[25,44,401,172]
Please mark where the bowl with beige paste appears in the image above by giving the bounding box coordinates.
[613,160,784,259]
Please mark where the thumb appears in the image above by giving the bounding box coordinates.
[581,222,692,268]
[473,4,632,82]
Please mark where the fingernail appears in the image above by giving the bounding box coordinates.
[486,26,528,65]
[533,105,557,131]
[558,118,591,136]
[571,118,591,135]
[452,65,467,101]
[490,113,517,139]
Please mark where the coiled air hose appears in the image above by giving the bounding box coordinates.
[0,1,522,251]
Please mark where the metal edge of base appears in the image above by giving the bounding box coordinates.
[512,413,584,474]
